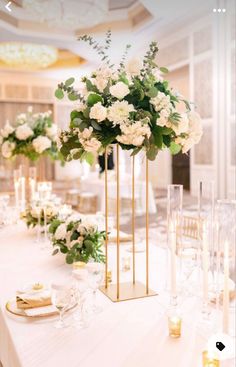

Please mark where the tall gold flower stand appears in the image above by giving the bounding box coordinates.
[100,145,157,302]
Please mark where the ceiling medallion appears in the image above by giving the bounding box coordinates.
[23,0,109,29]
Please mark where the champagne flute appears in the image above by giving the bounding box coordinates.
[51,282,72,329]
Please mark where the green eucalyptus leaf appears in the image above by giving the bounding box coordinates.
[147,86,158,98]
[84,152,94,165]
[170,142,181,155]
[87,93,103,107]
[65,77,75,87]
[160,67,169,74]
[91,120,102,131]
[52,248,59,256]
[68,93,79,101]
[55,88,64,99]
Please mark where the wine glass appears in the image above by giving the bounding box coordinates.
[51,282,72,329]
[72,268,89,328]
[86,262,104,314]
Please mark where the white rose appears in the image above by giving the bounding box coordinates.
[110,81,130,100]
[15,124,34,140]
[1,122,14,138]
[172,113,189,135]
[107,101,135,126]
[126,58,143,76]
[32,136,51,154]
[93,77,108,93]
[1,141,15,158]
[89,102,107,122]
[83,137,101,153]
[54,223,67,240]
[46,124,58,140]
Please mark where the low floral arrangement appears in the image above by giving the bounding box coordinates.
[0,106,63,161]
[55,31,202,164]
[49,215,106,264]
[21,202,58,228]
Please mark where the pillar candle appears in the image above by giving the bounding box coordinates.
[223,240,229,333]
[202,224,209,303]
[170,222,177,297]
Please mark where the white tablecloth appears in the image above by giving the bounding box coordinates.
[80,178,156,214]
[0,224,234,367]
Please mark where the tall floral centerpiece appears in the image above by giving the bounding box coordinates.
[55,31,202,163]
[55,31,203,301]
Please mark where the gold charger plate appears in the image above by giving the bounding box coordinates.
[6,300,77,318]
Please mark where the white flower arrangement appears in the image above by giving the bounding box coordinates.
[0,107,63,162]
[49,216,106,264]
[55,31,203,164]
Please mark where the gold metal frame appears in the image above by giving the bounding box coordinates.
[100,145,157,302]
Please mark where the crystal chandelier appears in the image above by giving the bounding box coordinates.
[23,0,109,29]
[0,43,58,69]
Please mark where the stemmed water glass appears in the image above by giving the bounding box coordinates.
[72,268,89,328]
[51,282,72,329]
[86,262,104,314]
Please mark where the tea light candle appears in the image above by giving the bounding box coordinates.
[122,256,131,271]
[202,350,220,367]
[168,315,182,338]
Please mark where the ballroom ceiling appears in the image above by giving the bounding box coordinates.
[0,0,215,72]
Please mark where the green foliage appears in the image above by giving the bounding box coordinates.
[87,93,103,106]
[51,217,106,264]
[170,142,182,155]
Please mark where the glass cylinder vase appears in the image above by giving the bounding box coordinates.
[167,184,183,305]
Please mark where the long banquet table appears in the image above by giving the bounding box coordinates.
[0,223,234,367]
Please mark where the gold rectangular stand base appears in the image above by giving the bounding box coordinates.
[99,281,157,302]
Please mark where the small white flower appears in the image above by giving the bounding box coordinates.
[89,102,107,122]
[54,223,67,240]
[75,101,86,112]
[1,141,15,158]
[15,124,34,140]
[156,109,171,127]
[150,92,171,112]
[107,101,135,126]
[116,121,151,147]
[126,57,143,76]
[32,136,51,154]
[1,122,14,138]
[152,68,163,82]
[27,106,33,113]
[46,124,58,140]
[110,81,130,99]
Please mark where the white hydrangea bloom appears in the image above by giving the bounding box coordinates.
[15,124,34,140]
[109,81,130,99]
[1,122,14,138]
[89,102,107,122]
[54,223,67,240]
[107,101,135,126]
[175,111,202,153]
[32,136,51,153]
[1,141,16,158]
[150,91,172,112]
[116,120,151,146]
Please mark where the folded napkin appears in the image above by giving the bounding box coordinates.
[16,290,51,310]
